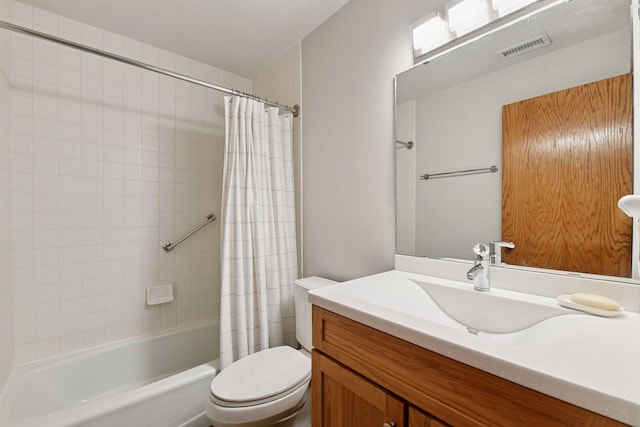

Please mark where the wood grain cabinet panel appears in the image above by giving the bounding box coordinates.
[409,406,450,427]
[312,306,627,426]
[312,350,405,427]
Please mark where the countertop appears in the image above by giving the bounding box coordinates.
[308,269,640,425]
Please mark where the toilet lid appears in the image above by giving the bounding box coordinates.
[210,346,311,405]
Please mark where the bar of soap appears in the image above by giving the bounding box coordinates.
[570,293,620,311]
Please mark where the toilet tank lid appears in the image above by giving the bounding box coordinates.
[294,276,337,290]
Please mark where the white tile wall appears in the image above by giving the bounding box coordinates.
[253,44,302,347]
[0,0,14,390]
[395,101,416,255]
[9,3,252,363]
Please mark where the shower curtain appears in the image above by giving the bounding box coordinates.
[219,96,298,369]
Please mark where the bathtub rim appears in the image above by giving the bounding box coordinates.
[6,318,219,377]
[0,318,220,426]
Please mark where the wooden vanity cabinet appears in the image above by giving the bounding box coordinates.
[409,406,450,427]
[312,350,405,426]
[311,306,626,427]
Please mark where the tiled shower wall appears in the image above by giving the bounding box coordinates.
[9,3,251,364]
[0,0,14,389]
[395,100,415,255]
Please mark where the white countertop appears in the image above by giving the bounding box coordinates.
[309,269,640,425]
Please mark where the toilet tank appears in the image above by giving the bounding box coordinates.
[294,276,337,351]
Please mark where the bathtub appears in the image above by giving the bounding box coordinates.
[0,320,219,427]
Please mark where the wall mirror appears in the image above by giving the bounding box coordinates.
[395,0,636,281]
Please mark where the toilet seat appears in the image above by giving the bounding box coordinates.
[207,346,311,427]
[210,346,311,406]
[207,382,309,427]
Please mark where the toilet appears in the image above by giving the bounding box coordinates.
[206,276,337,427]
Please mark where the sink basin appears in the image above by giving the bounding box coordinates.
[410,279,575,333]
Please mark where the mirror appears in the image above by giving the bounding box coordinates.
[395,0,635,280]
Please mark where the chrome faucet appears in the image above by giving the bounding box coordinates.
[467,243,490,291]
[489,241,515,265]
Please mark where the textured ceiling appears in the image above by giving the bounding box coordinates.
[18,0,350,78]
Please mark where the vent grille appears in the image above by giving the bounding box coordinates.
[497,33,552,59]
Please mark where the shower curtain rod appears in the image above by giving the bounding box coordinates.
[0,20,300,117]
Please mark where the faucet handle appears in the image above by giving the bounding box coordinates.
[489,241,515,264]
[491,241,515,250]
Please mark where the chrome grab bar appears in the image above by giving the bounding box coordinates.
[162,213,216,253]
[396,140,414,149]
[420,165,498,180]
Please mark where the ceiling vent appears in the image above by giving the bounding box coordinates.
[497,33,552,59]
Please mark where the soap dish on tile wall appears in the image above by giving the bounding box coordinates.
[146,284,174,305]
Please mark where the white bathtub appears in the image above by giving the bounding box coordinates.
[0,320,219,427]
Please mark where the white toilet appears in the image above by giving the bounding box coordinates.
[206,276,336,427]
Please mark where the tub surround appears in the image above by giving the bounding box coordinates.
[0,0,14,393]
[7,2,250,365]
[309,257,640,425]
[0,320,219,427]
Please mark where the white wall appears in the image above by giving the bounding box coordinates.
[0,0,14,391]
[8,3,251,364]
[301,0,441,281]
[414,29,631,259]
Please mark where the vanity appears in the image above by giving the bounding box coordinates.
[309,257,640,426]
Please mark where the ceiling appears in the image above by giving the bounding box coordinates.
[18,0,350,78]
[396,0,631,103]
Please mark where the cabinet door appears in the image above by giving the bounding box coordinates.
[312,350,405,427]
[409,406,449,427]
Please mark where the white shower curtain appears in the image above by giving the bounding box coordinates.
[219,96,298,369]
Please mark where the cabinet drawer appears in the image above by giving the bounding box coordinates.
[312,306,626,426]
